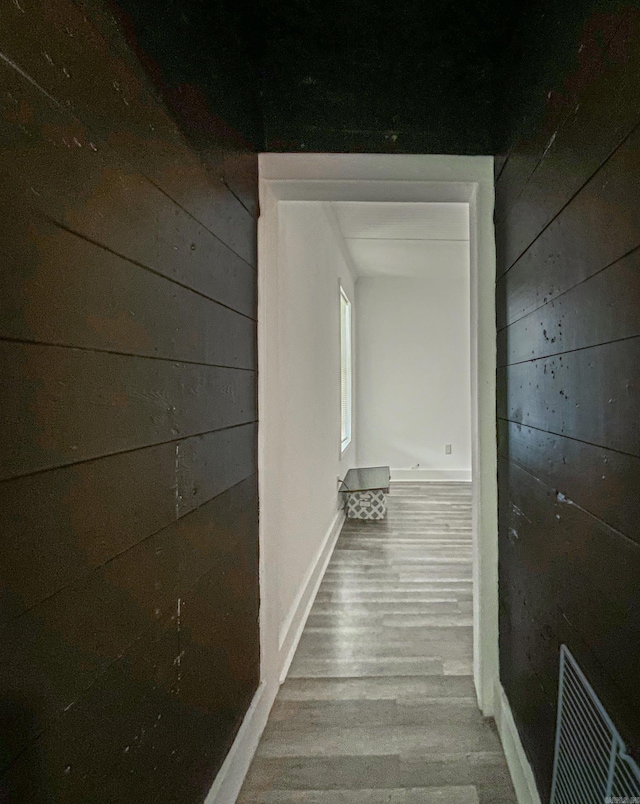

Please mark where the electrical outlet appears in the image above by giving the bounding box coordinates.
[445,444,452,455]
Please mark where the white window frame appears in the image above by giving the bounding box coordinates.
[339,284,353,453]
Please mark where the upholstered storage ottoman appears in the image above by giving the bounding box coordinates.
[340,466,390,520]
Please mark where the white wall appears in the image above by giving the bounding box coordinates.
[356,271,471,481]
[269,201,357,657]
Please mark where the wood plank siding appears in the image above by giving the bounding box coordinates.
[495,5,640,800]
[0,0,260,800]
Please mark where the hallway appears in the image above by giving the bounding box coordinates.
[238,483,517,803]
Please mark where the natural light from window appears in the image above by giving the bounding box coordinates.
[340,285,352,453]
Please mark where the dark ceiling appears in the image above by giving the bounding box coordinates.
[110,0,606,155]
[257,0,525,154]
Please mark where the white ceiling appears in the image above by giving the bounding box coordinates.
[330,201,470,278]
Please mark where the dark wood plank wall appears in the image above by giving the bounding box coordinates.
[495,7,640,800]
[0,0,260,801]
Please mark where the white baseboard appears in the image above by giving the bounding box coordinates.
[277,506,345,683]
[391,468,472,482]
[494,681,542,804]
[204,679,275,804]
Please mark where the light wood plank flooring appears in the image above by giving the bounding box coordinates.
[238,483,516,804]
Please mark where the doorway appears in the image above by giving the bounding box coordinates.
[199,153,501,803]
[258,154,497,720]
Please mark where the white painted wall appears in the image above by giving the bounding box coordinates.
[356,272,471,481]
[274,201,357,640]
[256,194,357,713]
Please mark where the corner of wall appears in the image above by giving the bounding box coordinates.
[494,680,543,804]
[322,202,359,286]
[204,681,273,804]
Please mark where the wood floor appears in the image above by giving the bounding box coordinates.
[238,483,517,804]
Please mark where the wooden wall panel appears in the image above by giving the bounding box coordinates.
[0,443,176,622]
[493,6,628,222]
[177,424,257,517]
[1,194,256,323]
[0,0,260,799]
[499,462,640,756]
[1,342,256,479]
[1,201,256,364]
[500,462,640,702]
[497,247,640,366]
[498,420,640,545]
[494,90,573,226]
[496,12,640,269]
[0,0,257,264]
[0,65,255,287]
[0,475,258,768]
[0,424,256,626]
[496,6,640,798]
[0,476,259,803]
[497,122,640,329]
[498,339,640,454]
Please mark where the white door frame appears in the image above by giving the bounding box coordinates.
[257,153,499,715]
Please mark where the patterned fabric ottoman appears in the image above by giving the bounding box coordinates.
[340,466,390,520]
[346,489,387,520]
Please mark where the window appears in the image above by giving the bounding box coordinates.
[340,285,352,452]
